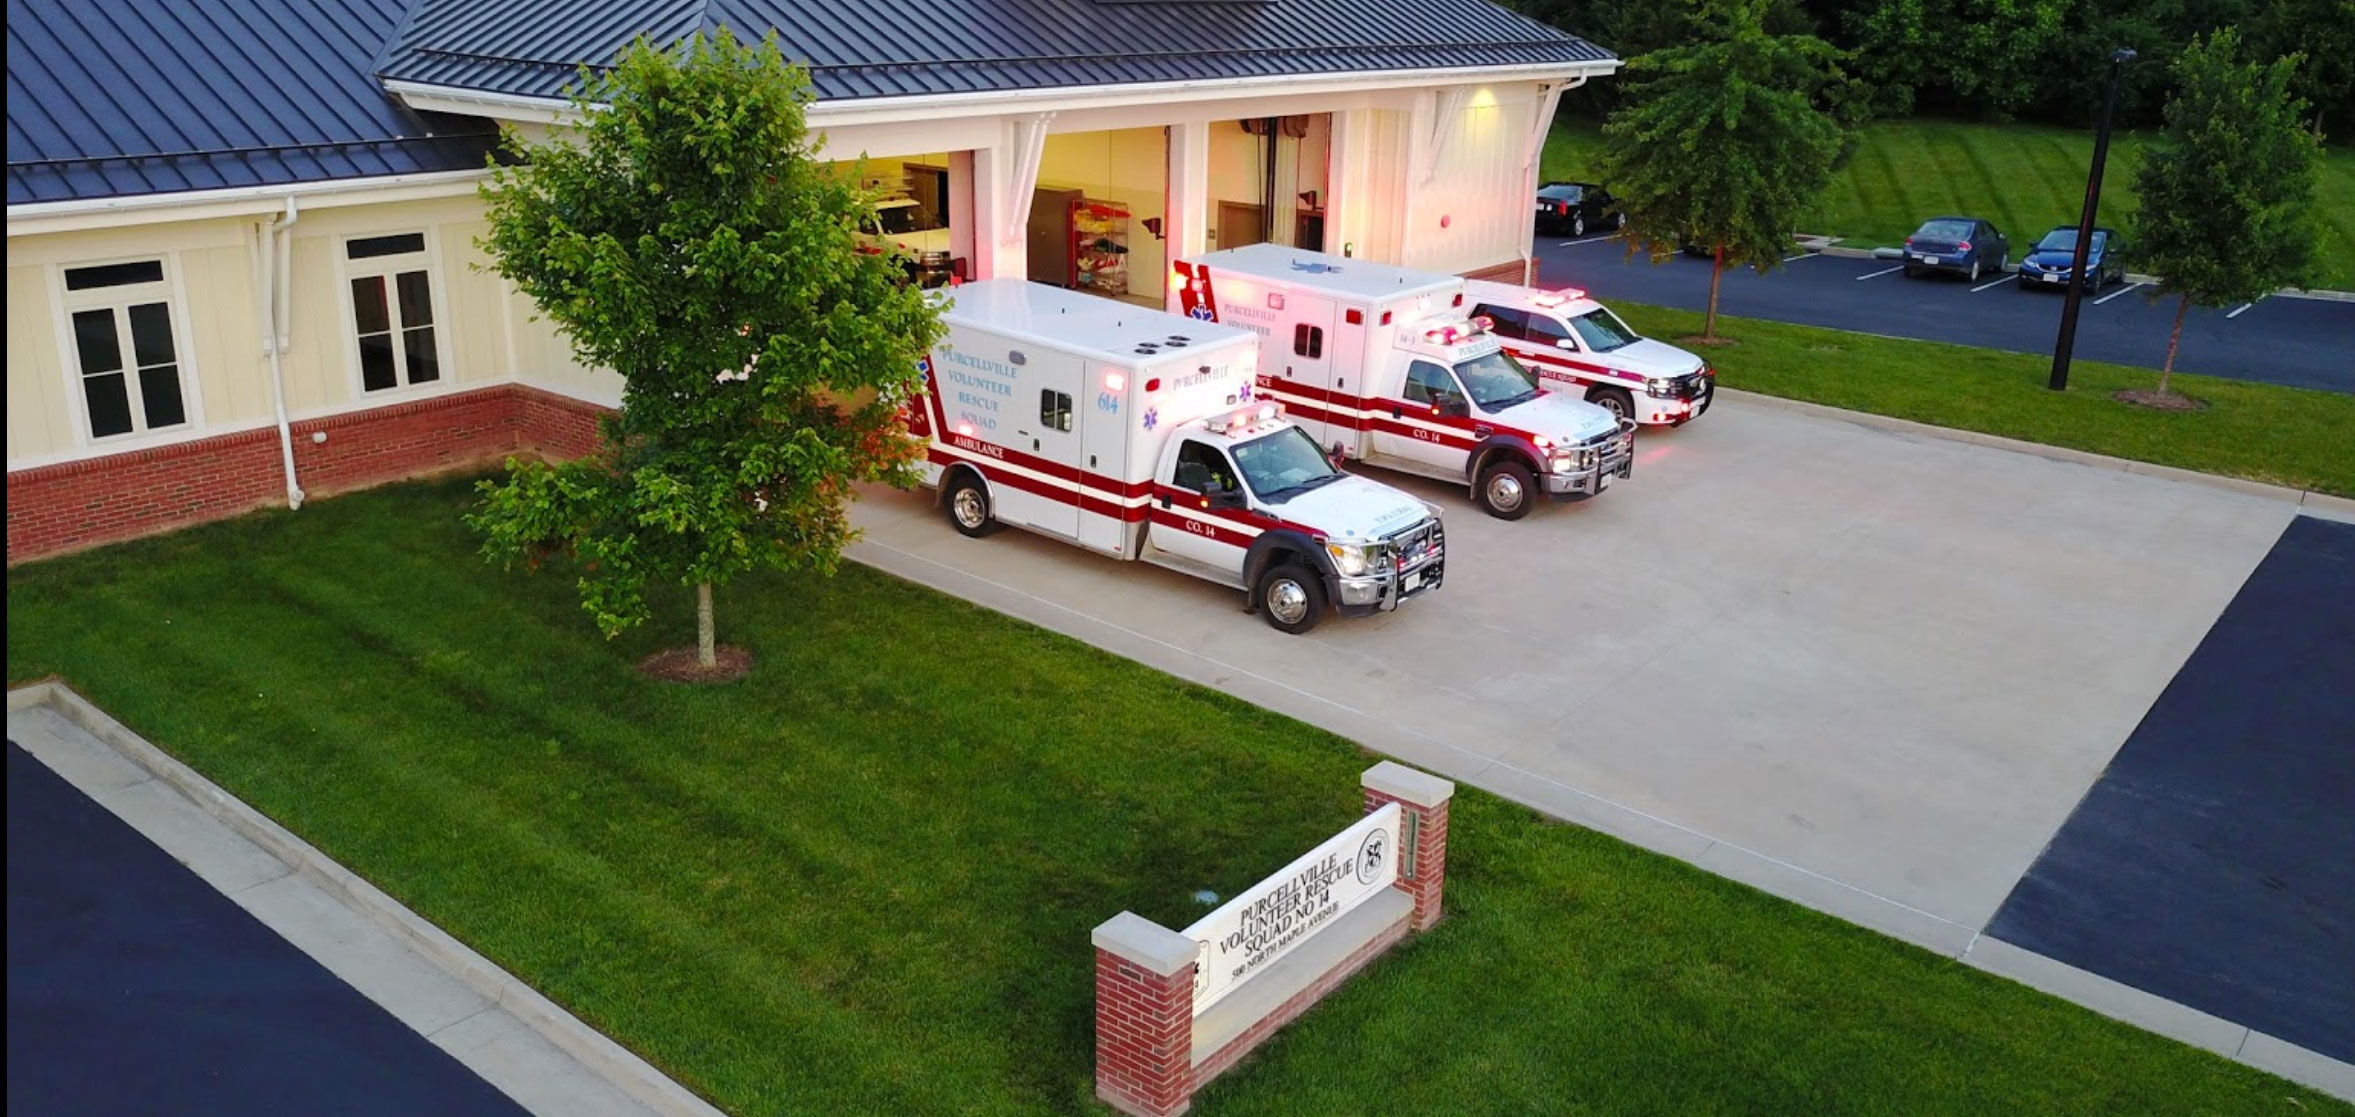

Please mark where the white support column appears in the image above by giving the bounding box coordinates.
[1518,79,1579,284]
[1420,86,1471,186]
[1004,112,1055,244]
[1164,120,1211,311]
[1323,111,1356,257]
[947,149,977,280]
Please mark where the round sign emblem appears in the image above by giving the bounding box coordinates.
[1355,827,1389,885]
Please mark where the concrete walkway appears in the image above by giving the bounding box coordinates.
[846,392,2354,1100]
[6,688,724,1117]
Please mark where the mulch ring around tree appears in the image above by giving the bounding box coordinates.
[637,645,754,683]
[2113,389,2208,412]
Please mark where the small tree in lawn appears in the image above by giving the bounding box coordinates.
[2130,28,2320,401]
[470,30,941,674]
[1596,0,1851,342]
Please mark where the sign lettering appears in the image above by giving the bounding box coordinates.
[1182,803,1400,1013]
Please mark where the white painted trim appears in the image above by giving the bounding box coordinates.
[6,170,494,237]
[1423,87,1472,185]
[387,62,1615,130]
[46,253,208,451]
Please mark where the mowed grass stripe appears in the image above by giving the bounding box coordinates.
[1544,118,2354,288]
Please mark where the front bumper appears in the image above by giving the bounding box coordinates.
[1334,517,1446,615]
[1543,423,1637,500]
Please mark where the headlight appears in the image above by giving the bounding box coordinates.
[1645,377,1675,398]
[1326,543,1370,577]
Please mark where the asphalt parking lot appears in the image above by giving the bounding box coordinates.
[5,741,527,1117]
[1988,515,2355,1064]
[1534,235,2355,394]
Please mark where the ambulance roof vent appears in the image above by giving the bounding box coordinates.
[1133,344,1160,355]
[1165,335,1192,344]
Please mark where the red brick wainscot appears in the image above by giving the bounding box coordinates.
[1461,258,1533,285]
[6,384,609,564]
[1091,761,1457,1117]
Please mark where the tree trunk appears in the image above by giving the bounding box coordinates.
[1705,243,1725,340]
[696,581,716,669]
[2158,293,2188,397]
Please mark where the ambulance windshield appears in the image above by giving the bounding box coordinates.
[1234,426,1344,503]
[1454,351,1543,410]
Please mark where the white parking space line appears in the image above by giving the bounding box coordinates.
[1969,275,2012,293]
[2226,297,2262,319]
[1556,235,1617,247]
[1856,265,1904,280]
[1783,252,1818,263]
[2093,281,2146,306]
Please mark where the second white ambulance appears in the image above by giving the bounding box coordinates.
[1461,279,1716,427]
[912,279,1445,634]
[1176,245,1632,521]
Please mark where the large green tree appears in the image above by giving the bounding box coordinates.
[1844,0,2072,117]
[471,30,941,671]
[2130,27,2320,396]
[1597,0,1854,339]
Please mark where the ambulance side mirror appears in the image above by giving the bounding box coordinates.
[1327,441,1348,467]
[1435,395,1471,418]
[1556,337,1579,351]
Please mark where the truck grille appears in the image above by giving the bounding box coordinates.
[1386,518,1444,572]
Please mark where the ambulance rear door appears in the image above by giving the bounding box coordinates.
[1269,290,1341,445]
[1007,343,1085,539]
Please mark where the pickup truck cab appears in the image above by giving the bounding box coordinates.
[1462,279,1715,427]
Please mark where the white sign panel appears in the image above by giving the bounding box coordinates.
[1182,802,1401,1014]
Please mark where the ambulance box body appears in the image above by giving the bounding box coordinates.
[1175,245,1632,521]
[913,279,1444,634]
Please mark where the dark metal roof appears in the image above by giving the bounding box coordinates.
[7,0,501,206]
[377,0,1614,104]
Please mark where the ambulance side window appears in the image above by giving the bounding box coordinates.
[1040,389,1073,432]
[1292,323,1324,359]
[1172,440,1240,494]
[1403,361,1462,406]
[1525,314,1575,349]
[1474,305,1528,340]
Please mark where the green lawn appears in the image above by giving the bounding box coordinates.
[1542,117,2355,290]
[1609,302,2355,497]
[9,481,2347,1116]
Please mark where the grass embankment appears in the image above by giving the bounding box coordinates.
[1542,117,2355,290]
[1610,302,2355,497]
[9,480,2346,1115]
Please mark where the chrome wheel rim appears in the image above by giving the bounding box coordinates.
[952,488,987,529]
[1572,215,1585,236]
[1599,394,1629,420]
[1266,578,1311,626]
[1485,472,1526,513]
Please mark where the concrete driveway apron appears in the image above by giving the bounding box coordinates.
[848,394,2297,951]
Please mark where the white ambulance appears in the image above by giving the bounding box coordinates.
[1461,279,1715,427]
[1175,245,1634,521]
[912,280,1446,634]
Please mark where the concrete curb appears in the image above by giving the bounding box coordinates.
[1713,388,2355,524]
[5,680,726,1117]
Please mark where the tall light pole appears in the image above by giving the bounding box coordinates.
[2049,48,2137,392]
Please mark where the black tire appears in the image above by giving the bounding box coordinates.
[1255,562,1326,635]
[1615,211,1628,230]
[1587,385,1634,424]
[1571,213,1586,237]
[1969,259,1981,282]
[1903,264,1919,279]
[1476,459,1536,521]
[943,473,999,538]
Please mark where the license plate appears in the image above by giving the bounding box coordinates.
[1916,253,1937,263]
[2043,273,2063,283]
[1536,204,1549,212]
[1597,471,1612,491]
[1401,570,1422,593]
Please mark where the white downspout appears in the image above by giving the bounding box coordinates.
[262,196,305,509]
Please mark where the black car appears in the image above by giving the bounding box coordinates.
[1901,216,2008,281]
[1535,182,1623,238]
[2016,226,2126,291]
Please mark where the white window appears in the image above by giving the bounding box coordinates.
[342,233,444,392]
[61,259,189,440]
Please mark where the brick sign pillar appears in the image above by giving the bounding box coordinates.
[1090,912,1199,1117]
[1362,761,1456,931]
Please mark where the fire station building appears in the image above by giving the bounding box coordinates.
[5,0,1615,561]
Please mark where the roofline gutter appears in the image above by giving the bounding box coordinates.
[6,167,493,237]
[384,58,1620,128]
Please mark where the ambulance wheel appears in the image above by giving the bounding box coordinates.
[1256,562,1326,635]
[1587,386,1634,424]
[943,474,999,538]
[1477,461,1535,521]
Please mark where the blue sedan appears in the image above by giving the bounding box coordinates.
[2017,226,2126,291]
